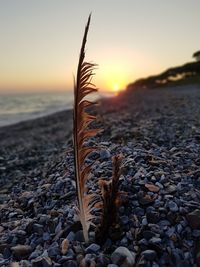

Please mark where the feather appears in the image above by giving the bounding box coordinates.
[73,14,101,242]
[96,155,123,244]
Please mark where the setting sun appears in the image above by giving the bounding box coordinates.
[96,62,130,94]
[113,84,120,92]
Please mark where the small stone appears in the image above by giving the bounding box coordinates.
[135,207,144,216]
[85,243,100,254]
[155,182,164,189]
[192,230,200,237]
[111,247,136,267]
[146,211,160,223]
[145,184,160,193]
[48,246,60,257]
[142,250,157,261]
[29,250,41,260]
[143,231,156,240]
[84,253,95,262]
[149,237,162,244]
[11,245,32,257]
[32,256,52,267]
[187,209,200,229]
[33,223,44,235]
[63,260,77,267]
[74,230,84,242]
[138,194,155,206]
[66,231,75,241]
[142,217,148,226]
[55,221,62,234]
[96,254,110,267]
[0,259,8,266]
[168,201,178,212]
[166,185,177,194]
[121,216,129,225]
[43,232,51,241]
[61,239,69,255]
[20,260,31,267]
[158,220,171,227]
[100,149,111,160]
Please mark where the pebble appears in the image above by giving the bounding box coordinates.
[11,245,32,257]
[111,247,136,267]
[85,243,100,254]
[63,260,78,267]
[100,149,111,159]
[142,250,157,261]
[168,201,179,212]
[187,209,200,229]
[43,232,51,241]
[32,256,52,267]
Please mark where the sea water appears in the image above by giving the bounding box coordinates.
[0,90,112,127]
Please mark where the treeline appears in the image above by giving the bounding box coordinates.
[127,60,200,90]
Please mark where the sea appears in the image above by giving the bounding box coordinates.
[0,90,112,127]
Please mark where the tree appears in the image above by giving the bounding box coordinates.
[193,50,200,61]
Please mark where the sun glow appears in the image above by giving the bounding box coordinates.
[96,61,132,94]
[113,84,120,92]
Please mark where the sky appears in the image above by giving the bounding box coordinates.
[0,0,199,94]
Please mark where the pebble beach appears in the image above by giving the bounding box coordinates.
[0,85,200,267]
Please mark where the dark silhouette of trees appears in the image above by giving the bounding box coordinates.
[127,61,200,91]
[193,51,200,62]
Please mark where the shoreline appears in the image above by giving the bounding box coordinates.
[0,108,72,130]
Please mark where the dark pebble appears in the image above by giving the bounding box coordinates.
[142,250,157,261]
[85,243,100,254]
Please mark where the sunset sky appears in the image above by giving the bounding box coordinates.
[0,0,199,93]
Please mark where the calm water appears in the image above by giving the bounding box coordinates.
[0,90,112,127]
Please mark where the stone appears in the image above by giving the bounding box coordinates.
[32,256,52,267]
[11,245,32,257]
[187,209,200,229]
[149,237,162,245]
[192,230,200,237]
[168,201,179,212]
[121,216,129,225]
[142,250,157,261]
[143,231,156,240]
[74,230,84,242]
[146,211,160,223]
[100,149,111,160]
[43,232,51,241]
[0,259,8,266]
[66,231,75,241]
[96,254,110,267]
[48,246,60,257]
[166,185,177,194]
[85,243,100,254]
[20,260,31,267]
[145,184,160,193]
[111,247,136,267]
[29,250,41,260]
[63,260,77,267]
[33,223,44,235]
[61,239,69,255]
[135,207,145,216]
[138,194,155,206]
[155,182,164,189]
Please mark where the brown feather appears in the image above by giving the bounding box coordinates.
[73,14,101,242]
